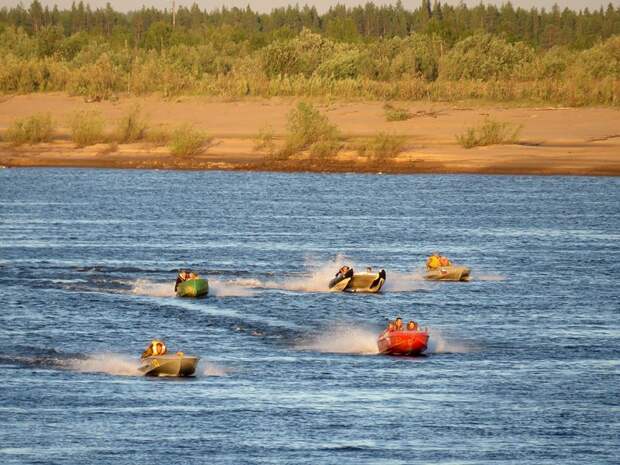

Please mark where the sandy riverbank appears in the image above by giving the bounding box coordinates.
[1,94,618,176]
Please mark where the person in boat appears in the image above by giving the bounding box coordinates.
[394,317,404,331]
[426,252,441,270]
[141,339,167,359]
[439,255,452,267]
[336,266,352,278]
[407,320,419,331]
[386,321,396,332]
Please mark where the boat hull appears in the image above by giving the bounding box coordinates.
[377,330,429,355]
[329,270,386,293]
[139,355,199,377]
[424,265,471,282]
[176,278,209,297]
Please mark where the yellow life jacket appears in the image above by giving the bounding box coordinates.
[427,256,441,269]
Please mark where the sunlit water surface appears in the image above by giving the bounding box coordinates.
[0,169,618,464]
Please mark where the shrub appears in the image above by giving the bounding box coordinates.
[253,125,277,156]
[145,127,171,146]
[384,103,412,121]
[5,113,54,145]
[356,132,407,160]
[69,110,106,147]
[278,101,341,159]
[456,118,521,149]
[115,106,148,143]
[440,33,535,81]
[168,125,211,156]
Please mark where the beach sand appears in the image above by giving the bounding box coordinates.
[1,94,618,175]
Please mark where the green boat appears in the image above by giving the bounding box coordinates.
[175,278,209,297]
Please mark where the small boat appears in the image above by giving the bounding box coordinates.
[329,268,386,293]
[377,329,429,355]
[139,353,199,377]
[424,265,471,282]
[176,277,209,297]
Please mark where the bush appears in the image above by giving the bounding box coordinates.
[384,103,412,121]
[278,101,341,159]
[440,33,535,81]
[145,127,171,146]
[456,118,521,149]
[69,111,106,147]
[253,125,277,156]
[356,132,407,160]
[169,125,211,156]
[115,106,148,143]
[4,113,54,145]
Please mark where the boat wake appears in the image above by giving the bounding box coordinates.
[130,279,175,297]
[295,325,380,355]
[382,271,429,292]
[65,353,141,376]
[426,329,478,354]
[200,360,230,376]
[208,278,256,297]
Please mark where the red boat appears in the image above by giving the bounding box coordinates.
[377,330,429,355]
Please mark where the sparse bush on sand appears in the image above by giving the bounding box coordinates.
[144,127,171,146]
[168,125,212,157]
[278,102,341,159]
[456,118,522,149]
[253,125,277,156]
[5,113,55,145]
[69,110,106,147]
[115,106,148,143]
[355,132,408,160]
[384,103,412,122]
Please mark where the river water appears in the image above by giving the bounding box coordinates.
[0,169,618,464]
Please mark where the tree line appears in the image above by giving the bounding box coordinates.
[1,1,619,50]
[0,1,618,106]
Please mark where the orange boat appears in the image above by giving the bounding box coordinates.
[377,329,429,355]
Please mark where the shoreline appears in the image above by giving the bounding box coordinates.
[1,94,619,176]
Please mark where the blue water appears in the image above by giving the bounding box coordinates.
[0,169,618,464]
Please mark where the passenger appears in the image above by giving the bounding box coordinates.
[336,266,351,278]
[394,317,403,331]
[439,255,451,267]
[426,252,441,270]
[188,272,198,279]
[387,321,396,332]
[175,270,189,291]
[141,339,167,359]
[407,320,418,331]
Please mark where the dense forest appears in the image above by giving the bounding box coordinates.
[1,1,619,105]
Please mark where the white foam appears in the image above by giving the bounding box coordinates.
[65,353,141,376]
[427,328,477,354]
[296,325,380,355]
[201,360,229,376]
[130,279,175,297]
[208,278,256,297]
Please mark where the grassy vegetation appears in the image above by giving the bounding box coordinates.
[69,110,106,147]
[115,106,148,144]
[355,133,408,161]
[253,125,277,156]
[456,118,522,149]
[144,127,171,146]
[0,2,617,107]
[4,113,54,145]
[384,104,412,122]
[278,102,342,159]
[168,125,211,157]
